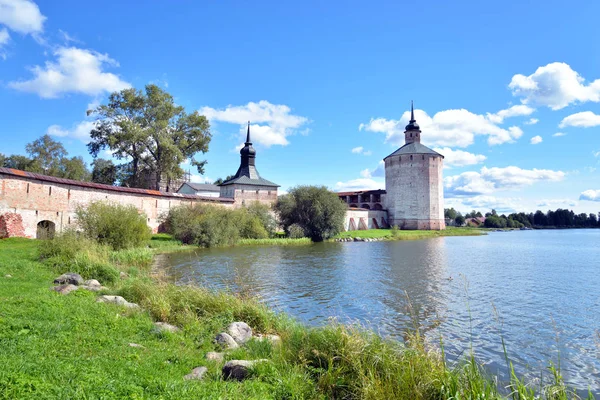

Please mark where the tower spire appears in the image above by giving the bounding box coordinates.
[410,100,415,122]
[245,121,251,144]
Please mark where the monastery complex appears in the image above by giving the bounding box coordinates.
[0,104,444,238]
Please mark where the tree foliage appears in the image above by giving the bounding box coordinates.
[274,185,347,242]
[91,158,118,185]
[88,84,211,190]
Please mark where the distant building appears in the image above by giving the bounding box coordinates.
[339,102,445,230]
[218,123,279,206]
[177,182,221,197]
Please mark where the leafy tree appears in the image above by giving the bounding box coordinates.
[455,215,465,226]
[444,208,458,220]
[91,158,118,185]
[25,134,67,175]
[3,155,32,170]
[60,156,90,181]
[88,84,211,190]
[0,153,5,166]
[274,185,347,242]
[245,201,277,237]
[213,175,235,185]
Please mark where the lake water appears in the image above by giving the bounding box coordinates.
[157,230,600,393]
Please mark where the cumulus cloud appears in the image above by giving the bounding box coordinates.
[525,118,539,125]
[359,107,524,148]
[433,147,486,167]
[558,111,600,128]
[199,100,309,147]
[446,195,523,213]
[359,161,385,178]
[351,146,372,155]
[530,135,543,145]
[334,178,384,192]
[46,120,96,142]
[537,199,578,208]
[0,0,45,34]
[9,46,130,98]
[509,62,600,110]
[594,150,600,158]
[444,166,565,197]
[0,27,8,58]
[579,190,600,202]
[553,132,566,137]
[486,105,535,124]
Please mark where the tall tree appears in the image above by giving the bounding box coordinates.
[25,135,67,175]
[60,156,90,181]
[91,158,118,185]
[4,155,33,171]
[88,84,211,190]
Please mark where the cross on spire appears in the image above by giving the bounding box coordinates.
[245,121,251,144]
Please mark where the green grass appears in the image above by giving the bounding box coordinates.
[333,227,486,240]
[0,237,590,399]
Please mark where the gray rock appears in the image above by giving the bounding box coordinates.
[227,321,252,344]
[215,332,239,349]
[120,271,129,279]
[206,351,225,362]
[97,295,140,309]
[184,366,208,381]
[54,273,84,286]
[5,274,12,278]
[153,322,180,333]
[128,343,145,349]
[84,279,101,287]
[51,284,79,295]
[80,285,108,292]
[354,237,361,242]
[222,359,268,381]
[256,334,282,346]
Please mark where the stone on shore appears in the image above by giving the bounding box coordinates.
[153,322,180,333]
[120,271,129,279]
[256,334,282,346]
[80,279,107,292]
[184,366,208,381]
[51,284,79,295]
[227,322,252,344]
[97,295,140,309]
[215,332,239,349]
[222,360,267,381]
[128,343,145,349]
[5,274,12,278]
[54,273,84,286]
[206,352,225,362]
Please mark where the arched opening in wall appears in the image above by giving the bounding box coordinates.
[361,204,371,210]
[36,220,55,240]
[373,203,383,210]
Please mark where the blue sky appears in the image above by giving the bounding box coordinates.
[1,0,599,213]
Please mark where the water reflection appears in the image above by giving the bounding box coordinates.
[158,230,600,394]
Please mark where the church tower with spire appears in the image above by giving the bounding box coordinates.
[219,122,279,206]
[383,102,445,230]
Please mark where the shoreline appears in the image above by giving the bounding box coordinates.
[0,236,588,399]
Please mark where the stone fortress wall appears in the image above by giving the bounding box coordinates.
[0,168,234,239]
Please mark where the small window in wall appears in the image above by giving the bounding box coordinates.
[49,186,52,196]
[241,190,245,194]
[68,216,71,224]
[410,133,413,137]
[35,210,38,216]
[155,200,158,208]
[256,190,259,194]
[268,191,271,195]
[56,211,59,216]
[422,155,425,160]
[26,183,30,193]
[410,155,413,160]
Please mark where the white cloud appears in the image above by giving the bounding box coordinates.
[0,0,45,35]
[351,146,371,156]
[433,147,486,167]
[46,120,96,142]
[359,107,524,148]
[537,198,578,208]
[594,150,600,158]
[559,111,600,128]
[579,190,600,202]
[9,46,130,98]
[553,132,566,137]
[190,174,213,184]
[446,195,523,214]
[359,161,385,178]
[486,105,535,124]
[509,62,600,110]
[334,178,384,192]
[530,135,543,145]
[445,166,565,197]
[525,118,539,125]
[0,27,9,58]
[199,100,309,147]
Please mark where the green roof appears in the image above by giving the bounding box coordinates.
[384,142,444,160]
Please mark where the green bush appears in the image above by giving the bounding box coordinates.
[75,201,151,250]
[391,224,400,237]
[287,223,305,239]
[275,185,347,242]
[245,201,277,237]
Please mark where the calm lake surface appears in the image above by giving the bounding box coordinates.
[158,230,600,393]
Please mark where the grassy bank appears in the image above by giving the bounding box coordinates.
[333,227,486,240]
[0,237,588,399]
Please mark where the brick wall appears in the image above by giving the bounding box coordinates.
[0,172,234,238]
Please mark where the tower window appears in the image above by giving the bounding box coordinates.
[422,155,425,160]
[410,155,413,160]
[410,133,413,138]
